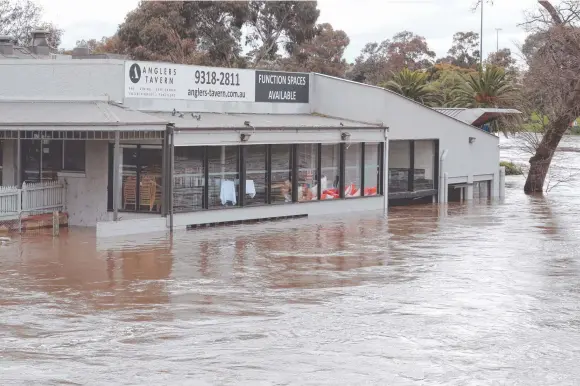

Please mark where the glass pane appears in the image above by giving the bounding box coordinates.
[364,143,380,196]
[22,139,41,183]
[208,146,239,208]
[270,144,292,204]
[320,144,340,200]
[244,145,267,206]
[40,139,62,181]
[121,147,138,211]
[344,143,362,198]
[414,140,435,190]
[297,144,318,202]
[389,140,411,193]
[139,147,162,213]
[63,141,86,172]
[174,146,205,212]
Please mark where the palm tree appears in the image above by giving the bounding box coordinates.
[449,65,517,108]
[381,68,442,107]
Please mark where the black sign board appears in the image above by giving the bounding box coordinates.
[255,71,309,103]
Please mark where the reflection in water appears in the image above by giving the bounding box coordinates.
[3,138,580,384]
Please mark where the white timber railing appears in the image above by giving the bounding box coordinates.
[0,181,66,220]
[0,186,21,220]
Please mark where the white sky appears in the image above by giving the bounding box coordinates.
[35,0,545,62]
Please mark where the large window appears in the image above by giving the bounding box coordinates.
[270,144,293,204]
[388,141,411,193]
[244,145,267,206]
[174,147,205,212]
[21,138,86,182]
[344,143,362,198]
[159,142,385,215]
[112,145,162,213]
[414,140,436,190]
[364,143,381,196]
[208,146,239,209]
[321,144,340,200]
[297,144,318,202]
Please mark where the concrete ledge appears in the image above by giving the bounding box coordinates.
[96,216,168,238]
[173,196,384,228]
[96,197,385,238]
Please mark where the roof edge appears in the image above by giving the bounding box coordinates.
[312,73,500,140]
[0,96,113,102]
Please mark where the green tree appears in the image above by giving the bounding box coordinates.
[282,23,349,77]
[348,31,435,85]
[486,48,517,74]
[116,1,248,66]
[381,68,442,107]
[441,31,480,69]
[521,0,580,193]
[429,64,474,107]
[0,0,62,48]
[245,1,320,67]
[449,65,517,108]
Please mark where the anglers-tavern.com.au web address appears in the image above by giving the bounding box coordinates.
[187,88,247,99]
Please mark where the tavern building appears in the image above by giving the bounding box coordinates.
[0,32,512,238]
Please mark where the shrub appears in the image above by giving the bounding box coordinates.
[500,161,523,175]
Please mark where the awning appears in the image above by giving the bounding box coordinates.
[0,100,169,131]
[433,108,521,127]
[147,112,383,130]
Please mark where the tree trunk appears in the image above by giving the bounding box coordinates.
[524,117,570,193]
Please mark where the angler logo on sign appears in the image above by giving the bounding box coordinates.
[124,61,255,101]
[129,63,141,84]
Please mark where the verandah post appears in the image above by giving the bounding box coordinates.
[112,131,121,221]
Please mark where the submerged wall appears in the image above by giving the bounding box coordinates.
[60,141,109,227]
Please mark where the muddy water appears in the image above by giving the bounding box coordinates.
[2,137,580,385]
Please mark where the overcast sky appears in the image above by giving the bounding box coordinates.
[36,0,545,61]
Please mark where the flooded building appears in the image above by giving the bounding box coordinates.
[0,34,504,237]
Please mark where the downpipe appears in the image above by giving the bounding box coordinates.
[439,149,448,204]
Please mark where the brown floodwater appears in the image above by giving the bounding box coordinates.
[2,136,580,385]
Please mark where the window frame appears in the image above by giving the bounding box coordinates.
[20,138,86,183]
[158,141,385,214]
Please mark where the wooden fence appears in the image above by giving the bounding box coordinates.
[0,181,66,221]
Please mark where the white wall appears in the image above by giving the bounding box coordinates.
[0,60,125,101]
[60,141,109,226]
[311,74,500,196]
[125,98,310,115]
[0,59,310,114]
[172,196,384,229]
